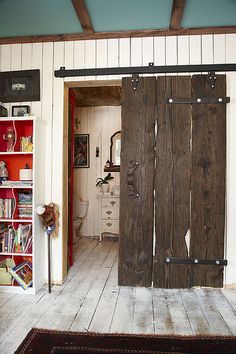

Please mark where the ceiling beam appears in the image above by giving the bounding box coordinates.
[71,0,94,34]
[1,26,236,45]
[169,0,186,29]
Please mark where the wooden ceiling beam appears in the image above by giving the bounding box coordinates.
[1,26,236,45]
[71,0,94,34]
[170,0,186,30]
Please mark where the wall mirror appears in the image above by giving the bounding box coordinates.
[110,131,121,166]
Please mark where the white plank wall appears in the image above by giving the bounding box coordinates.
[74,106,121,237]
[0,34,236,286]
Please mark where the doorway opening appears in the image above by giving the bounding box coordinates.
[63,80,122,274]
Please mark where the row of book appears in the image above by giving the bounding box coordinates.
[0,223,32,254]
[18,191,32,218]
[20,136,33,152]
[0,198,14,219]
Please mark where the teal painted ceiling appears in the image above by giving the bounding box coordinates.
[0,0,236,39]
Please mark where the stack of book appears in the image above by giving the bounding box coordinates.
[9,260,33,289]
[0,198,14,219]
[0,223,32,254]
[20,136,33,152]
[18,191,32,219]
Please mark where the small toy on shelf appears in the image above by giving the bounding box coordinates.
[3,128,15,152]
[0,160,9,184]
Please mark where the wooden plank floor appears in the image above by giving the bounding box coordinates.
[0,237,236,353]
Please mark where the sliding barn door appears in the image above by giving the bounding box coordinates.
[119,75,226,289]
[118,77,156,287]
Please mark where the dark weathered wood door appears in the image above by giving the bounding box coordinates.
[118,77,156,287]
[119,75,226,289]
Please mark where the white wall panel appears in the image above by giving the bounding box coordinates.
[0,33,236,286]
[32,43,43,118]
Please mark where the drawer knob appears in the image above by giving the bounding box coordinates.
[110,201,116,206]
[106,211,112,215]
[106,222,112,227]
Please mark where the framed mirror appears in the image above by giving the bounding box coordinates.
[110,131,121,167]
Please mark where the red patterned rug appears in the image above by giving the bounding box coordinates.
[15,328,236,354]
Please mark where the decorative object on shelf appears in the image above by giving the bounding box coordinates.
[36,202,57,293]
[19,163,33,181]
[0,105,8,117]
[12,105,30,117]
[3,128,15,152]
[9,259,33,290]
[0,69,40,103]
[74,134,89,168]
[105,160,110,168]
[96,173,114,194]
[20,135,33,152]
[0,258,15,285]
[0,160,9,184]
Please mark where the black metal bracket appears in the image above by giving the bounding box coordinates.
[208,71,217,89]
[132,74,139,91]
[167,97,230,104]
[165,257,227,266]
[54,63,236,78]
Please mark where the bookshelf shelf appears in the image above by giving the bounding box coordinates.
[0,152,33,155]
[0,252,33,256]
[0,116,45,294]
[0,219,33,222]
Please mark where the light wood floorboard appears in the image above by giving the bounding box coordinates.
[0,237,236,354]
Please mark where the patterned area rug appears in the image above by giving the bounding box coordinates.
[15,328,236,354]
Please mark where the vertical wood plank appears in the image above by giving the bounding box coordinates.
[130,38,142,66]
[0,45,12,113]
[119,77,156,287]
[119,38,130,78]
[166,37,177,66]
[154,76,191,288]
[214,34,226,64]
[73,40,85,81]
[154,37,166,76]
[142,37,154,68]
[21,43,32,110]
[225,34,236,286]
[108,39,119,79]
[202,35,214,64]
[190,75,226,287]
[31,43,43,118]
[84,40,96,80]
[189,36,201,64]
[96,39,108,80]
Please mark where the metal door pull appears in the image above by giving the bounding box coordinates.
[127,161,140,198]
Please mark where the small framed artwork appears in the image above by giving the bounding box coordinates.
[0,69,40,103]
[74,134,90,168]
[12,105,30,117]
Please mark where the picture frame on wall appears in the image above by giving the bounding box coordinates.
[74,134,90,168]
[0,69,40,103]
[12,105,30,117]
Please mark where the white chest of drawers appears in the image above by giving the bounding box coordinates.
[97,194,120,241]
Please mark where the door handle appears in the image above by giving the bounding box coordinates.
[127,161,140,198]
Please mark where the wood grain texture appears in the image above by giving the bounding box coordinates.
[1,27,236,45]
[154,76,191,288]
[169,0,186,30]
[118,77,156,287]
[71,0,94,33]
[190,75,226,287]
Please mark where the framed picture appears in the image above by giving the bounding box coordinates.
[0,69,40,103]
[12,105,30,117]
[74,134,89,168]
